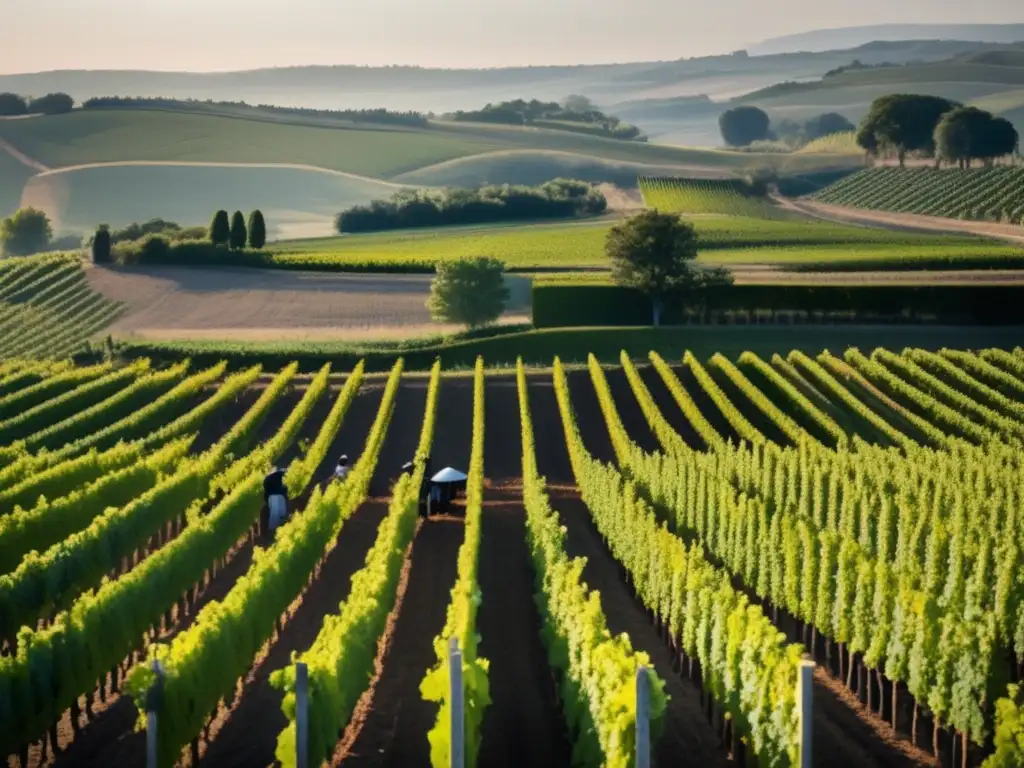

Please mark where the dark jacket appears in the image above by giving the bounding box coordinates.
[263,470,287,502]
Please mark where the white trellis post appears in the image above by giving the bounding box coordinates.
[798,654,814,768]
[635,665,651,768]
[296,661,309,768]
[145,659,165,768]
[449,636,465,768]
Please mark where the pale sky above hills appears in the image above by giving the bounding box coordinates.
[3,0,1023,73]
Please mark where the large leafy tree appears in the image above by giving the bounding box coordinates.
[247,210,266,249]
[857,94,959,166]
[0,93,27,116]
[229,211,247,250]
[0,207,52,256]
[27,93,74,115]
[935,107,1020,167]
[606,209,732,326]
[427,256,510,329]
[209,210,230,246]
[718,106,771,147]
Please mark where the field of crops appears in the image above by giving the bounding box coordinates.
[812,167,1024,224]
[270,213,1015,272]
[1,345,1023,767]
[639,175,783,217]
[0,256,123,359]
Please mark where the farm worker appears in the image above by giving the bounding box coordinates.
[264,467,288,533]
[334,455,350,481]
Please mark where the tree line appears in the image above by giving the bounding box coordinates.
[93,210,267,263]
[856,94,1019,166]
[335,179,607,233]
[0,93,74,116]
[449,95,644,140]
[80,96,428,127]
[717,106,854,148]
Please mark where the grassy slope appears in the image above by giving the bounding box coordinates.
[117,326,1024,372]
[0,111,497,178]
[0,149,33,219]
[21,164,402,238]
[0,109,860,179]
[270,216,1009,270]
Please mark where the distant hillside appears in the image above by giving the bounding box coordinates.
[751,24,1024,55]
[0,39,1008,115]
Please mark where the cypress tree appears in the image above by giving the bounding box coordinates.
[209,210,230,246]
[247,210,266,249]
[229,211,247,250]
[91,224,111,264]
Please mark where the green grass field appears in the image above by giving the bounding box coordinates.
[268,215,1019,271]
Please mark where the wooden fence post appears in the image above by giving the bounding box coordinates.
[798,654,814,768]
[145,660,165,768]
[449,637,464,768]
[296,661,309,768]
[636,665,651,768]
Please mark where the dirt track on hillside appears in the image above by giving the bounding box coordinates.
[776,195,1024,244]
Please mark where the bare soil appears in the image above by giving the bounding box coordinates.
[477,377,572,768]
[335,377,474,766]
[527,374,728,765]
[85,265,528,342]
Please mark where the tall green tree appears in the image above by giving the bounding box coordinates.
[718,106,771,147]
[91,224,112,264]
[935,107,1020,167]
[247,210,266,249]
[857,94,959,166]
[606,209,732,326]
[0,207,52,256]
[229,211,247,250]
[27,93,74,115]
[209,210,230,246]
[427,256,509,329]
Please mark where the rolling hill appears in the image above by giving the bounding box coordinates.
[0,107,863,234]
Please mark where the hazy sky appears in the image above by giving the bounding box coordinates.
[3,0,1023,73]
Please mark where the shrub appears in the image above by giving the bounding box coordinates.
[427,257,510,329]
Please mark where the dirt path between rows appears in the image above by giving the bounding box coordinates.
[477,376,572,768]
[774,194,1024,245]
[336,377,474,766]
[546,366,936,766]
[527,375,728,766]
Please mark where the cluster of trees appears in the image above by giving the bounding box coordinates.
[718,106,855,148]
[774,112,856,145]
[450,95,643,140]
[91,210,267,263]
[80,96,428,127]
[107,219,206,244]
[0,92,74,116]
[428,209,731,331]
[336,179,607,233]
[856,94,1019,166]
